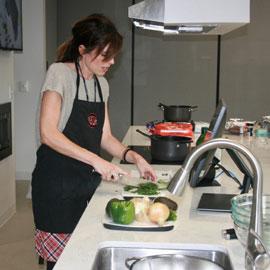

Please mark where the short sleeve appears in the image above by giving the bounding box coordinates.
[41,63,71,97]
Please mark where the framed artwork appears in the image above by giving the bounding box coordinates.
[0,0,22,51]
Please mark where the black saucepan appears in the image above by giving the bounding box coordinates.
[136,129,192,161]
[158,103,198,122]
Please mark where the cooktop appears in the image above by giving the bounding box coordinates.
[120,145,184,165]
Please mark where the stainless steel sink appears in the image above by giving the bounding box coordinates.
[91,241,234,270]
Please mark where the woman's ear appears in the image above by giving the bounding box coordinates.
[78,44,87,55]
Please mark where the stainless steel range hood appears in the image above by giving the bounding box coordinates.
[128,0,250,35]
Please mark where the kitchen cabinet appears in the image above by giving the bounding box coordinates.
[53,126,270,270]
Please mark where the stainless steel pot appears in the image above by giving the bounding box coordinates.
[125,254,224,270]
[136,129,192,161]
[158,102,198,122]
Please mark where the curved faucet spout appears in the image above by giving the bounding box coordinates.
[167,138,270,270]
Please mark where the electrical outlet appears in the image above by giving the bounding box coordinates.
[19,80,30,92]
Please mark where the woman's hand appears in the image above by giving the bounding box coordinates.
[92,155,131,182]
[123,149,157,182]
[135,156,157,182]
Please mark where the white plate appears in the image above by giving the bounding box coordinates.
[102,214,174,231]
[122,189,166,199]
[121,170,172,198]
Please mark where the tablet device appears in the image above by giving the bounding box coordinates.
[197,193,237,212]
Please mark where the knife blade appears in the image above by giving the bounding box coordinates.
[118,174,152,186]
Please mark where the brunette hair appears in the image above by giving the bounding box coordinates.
[56,14,123,62]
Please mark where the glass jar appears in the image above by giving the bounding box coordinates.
[253,128,270,148]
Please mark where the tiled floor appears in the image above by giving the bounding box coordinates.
[0,180,45,270]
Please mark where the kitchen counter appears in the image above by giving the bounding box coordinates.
[54,126,270,270]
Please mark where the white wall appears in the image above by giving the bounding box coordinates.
[0,51,16,228]
[14,0,46,180]
[0,0,45,227]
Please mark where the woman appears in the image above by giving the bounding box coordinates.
[32,14,157,270]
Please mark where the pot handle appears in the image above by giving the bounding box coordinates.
[189,106,198,112]
[125,257,141,269]
[158,102,166,110]
[136,129,162,141]
[136,129,152,139]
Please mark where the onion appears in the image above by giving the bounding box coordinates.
[131,197,150,223]
[148,202,170,226]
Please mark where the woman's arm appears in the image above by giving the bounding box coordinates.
[101,104,157,181]
[39,90,129,180]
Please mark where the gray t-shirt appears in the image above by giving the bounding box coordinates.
[35,62,109,147]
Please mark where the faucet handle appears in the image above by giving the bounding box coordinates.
[245,228,270,270]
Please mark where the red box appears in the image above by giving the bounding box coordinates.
[149,122,194,139]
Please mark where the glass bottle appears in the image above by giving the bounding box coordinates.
[196,127,209,146]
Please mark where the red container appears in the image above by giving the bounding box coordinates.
[149,122,193,139]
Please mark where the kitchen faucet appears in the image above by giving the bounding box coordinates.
[167,138,270,270]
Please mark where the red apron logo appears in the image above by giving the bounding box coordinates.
[88,113,97,128]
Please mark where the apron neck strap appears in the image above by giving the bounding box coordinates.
[94,75,103,103]
[75,59,80,100]
[75,59,89,101]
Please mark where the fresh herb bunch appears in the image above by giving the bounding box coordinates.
[136,183,159,195]
[124,182,160,195]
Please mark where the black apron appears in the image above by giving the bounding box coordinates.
[32,61,105,234]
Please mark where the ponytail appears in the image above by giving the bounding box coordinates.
[56,39,79,62]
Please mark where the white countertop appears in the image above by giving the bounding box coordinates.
[54,126,270,270]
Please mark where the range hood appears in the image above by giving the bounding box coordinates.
[128,0,250,35]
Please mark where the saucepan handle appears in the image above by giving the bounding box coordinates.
[136,129,152,139]
[189,106,198,112]
[158,102,166,110]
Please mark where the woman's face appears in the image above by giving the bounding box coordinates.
[80,44,115,77]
